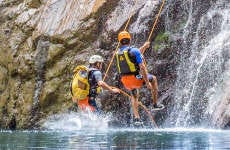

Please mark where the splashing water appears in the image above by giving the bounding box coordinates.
[129,0,159,34]
[42,111,112,131]
[33,37,49,107]
[166,0,230,128]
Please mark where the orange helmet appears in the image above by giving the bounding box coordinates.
[118,31,131,42]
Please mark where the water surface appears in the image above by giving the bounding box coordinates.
[0,128,229,149]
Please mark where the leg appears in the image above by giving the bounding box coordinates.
[150,75,158,105]
[131,89,140,119]
[149,75,164,109]
[88,97,98,112]
[131,89,143,127]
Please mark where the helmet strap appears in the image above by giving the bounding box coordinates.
[96,62,103,69]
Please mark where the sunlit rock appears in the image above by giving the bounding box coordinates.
[47,44,65,64]
[15,9,38,25]
[105,0,144,32]
[33,0,106,37]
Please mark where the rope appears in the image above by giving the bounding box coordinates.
[141,0,166,73]
[102,0,166,127]
[138,102,158,128]
[147,0,166,42]
[103,0,138,82]
[111,86,158,128]
[103,43,120,81]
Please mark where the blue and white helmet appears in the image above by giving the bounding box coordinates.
[89,55,104,64]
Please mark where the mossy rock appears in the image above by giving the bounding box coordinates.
[25,0,41,8]
[0,65,8,93]
[45,59,67,80]
[47,43,65,64]
[39,78,67,113]
[154,32,170,52]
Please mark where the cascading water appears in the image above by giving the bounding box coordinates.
[105,0,159,44]
[105,0,144,32]
[165,0,230,128]
[33,36,49,111]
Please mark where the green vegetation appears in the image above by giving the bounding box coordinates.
[154,32,169,52]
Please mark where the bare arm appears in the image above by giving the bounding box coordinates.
[139,63,152,89]
[139,41,150,54]
[98,81,120,93]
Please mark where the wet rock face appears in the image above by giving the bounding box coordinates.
[34,0,106,36]
[0,66,8,93]
[0,0,110,129]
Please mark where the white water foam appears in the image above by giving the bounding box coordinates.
[42,111,112,131]
[108,127,229,133]
[166,0,230,128]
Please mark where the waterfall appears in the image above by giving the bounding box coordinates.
[105,0,159,44]
[166,0,230,128]
[105,0,144,32]
[33,36,50,111]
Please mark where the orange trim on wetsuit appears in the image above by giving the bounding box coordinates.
[77,97,95,112]
[121,75,144,90]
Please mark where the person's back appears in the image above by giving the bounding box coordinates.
[87,66,103,111]
[116,45,144,90]
[115,30,163,126]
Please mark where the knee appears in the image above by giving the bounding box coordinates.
[151,76,158,90]
[150,75,157,84]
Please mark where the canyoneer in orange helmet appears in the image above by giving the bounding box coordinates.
[115,31,164,126]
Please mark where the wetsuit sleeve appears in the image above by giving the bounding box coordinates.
[92,70,103,82]
[130,48,143,64]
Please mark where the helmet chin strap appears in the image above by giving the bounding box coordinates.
[94,62,102,69]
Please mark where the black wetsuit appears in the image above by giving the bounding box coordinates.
[88,68,103,111]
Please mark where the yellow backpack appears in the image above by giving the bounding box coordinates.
[71,65,90,100]
[70,65,102,100]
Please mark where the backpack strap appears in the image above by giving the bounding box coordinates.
[127,47,140,73]
[88,68,100,98]
[127,47,137,64]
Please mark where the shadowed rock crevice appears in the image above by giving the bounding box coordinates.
[31,35,50,124]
